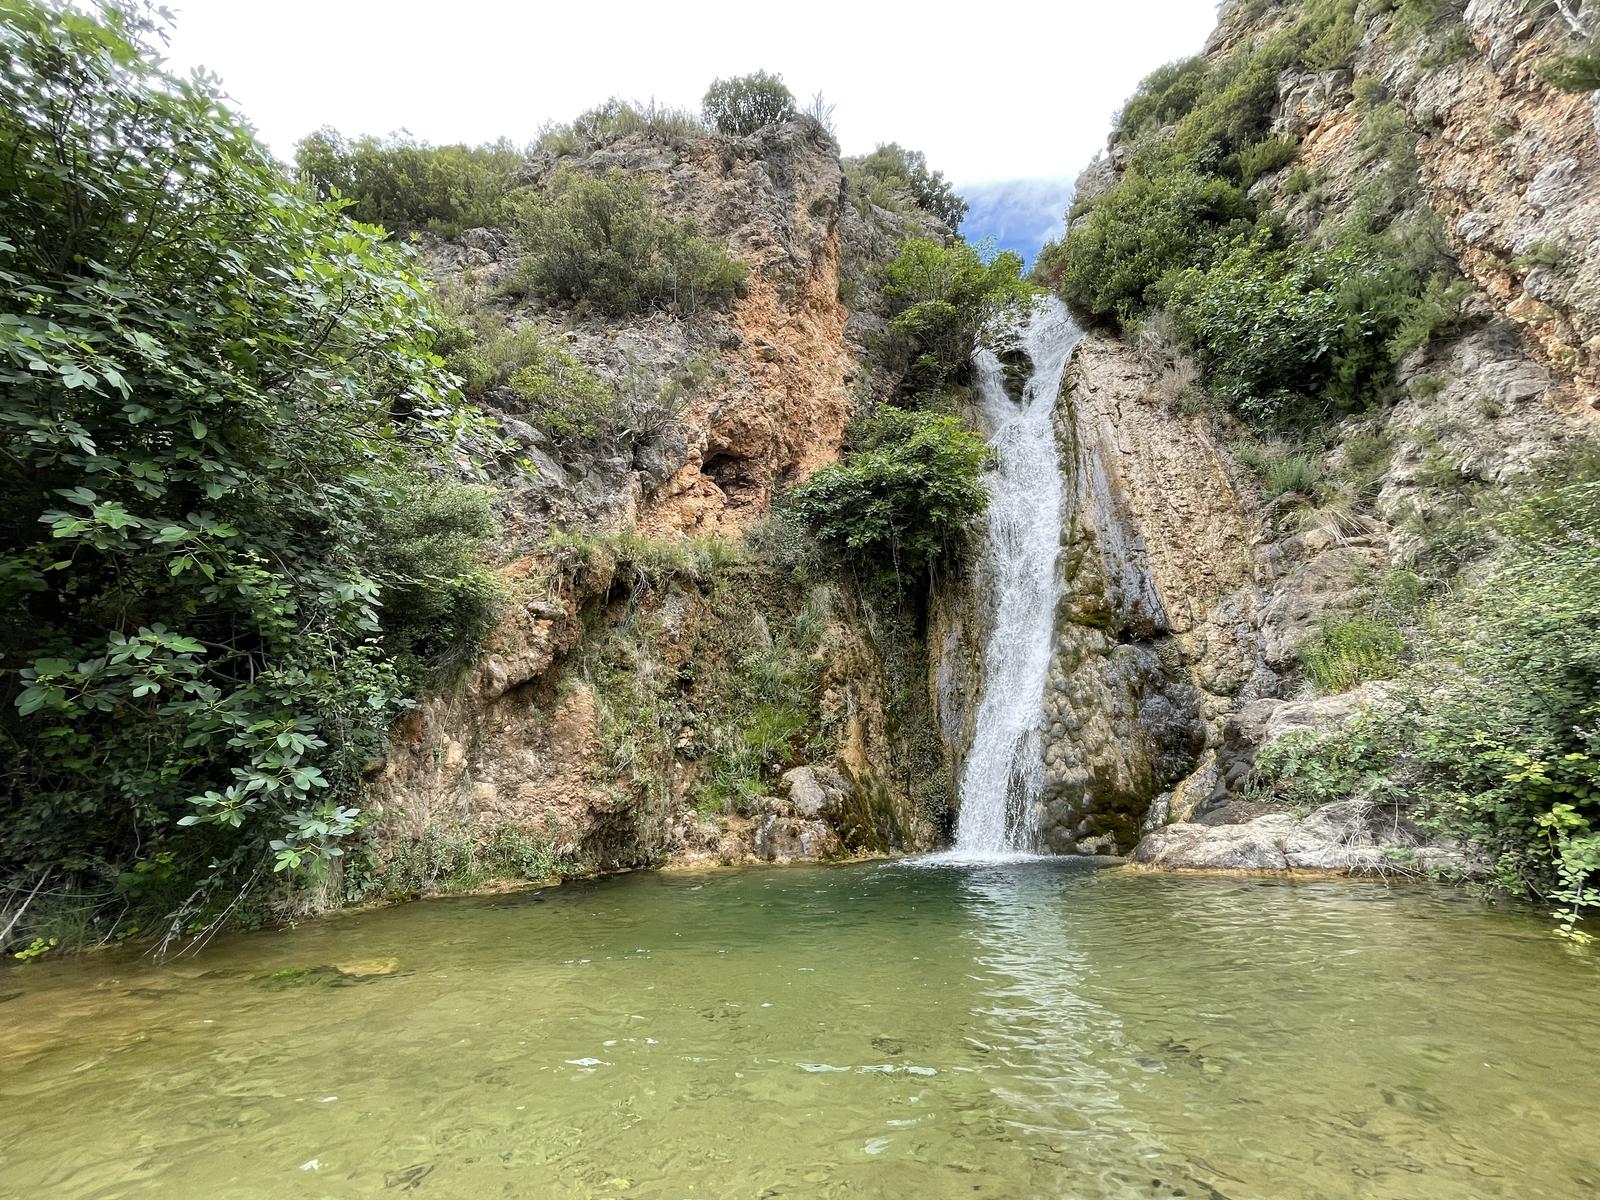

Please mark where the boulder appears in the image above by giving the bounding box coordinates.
[1131,799,1474,873]
[751,815,843,862]
[779,765,854,821]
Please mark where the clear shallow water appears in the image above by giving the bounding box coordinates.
[1,862,1597,1200]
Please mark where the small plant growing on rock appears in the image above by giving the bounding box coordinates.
[1298,616,1405,692]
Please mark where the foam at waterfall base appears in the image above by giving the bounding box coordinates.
[899,850,1124,869]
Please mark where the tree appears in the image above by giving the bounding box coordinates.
[881,239,1033,392]
[790,408,993,582]
[0,0,501,939]
[851,143,969,231]
[701,71,796,136]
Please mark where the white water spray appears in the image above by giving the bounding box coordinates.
[949,299,1084,858]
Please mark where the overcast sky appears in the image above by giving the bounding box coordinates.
[161,0,1220,187]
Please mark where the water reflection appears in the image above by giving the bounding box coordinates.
[1,863,1597,1199]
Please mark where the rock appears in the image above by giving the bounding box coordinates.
[751,815,843,862]
[1132,799,1473,873]
[1526,158,1580,211]
[780,765,853,820]
[1455,210,1494,244]
[1233,687,1384,748]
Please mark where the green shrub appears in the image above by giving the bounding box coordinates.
[507,170,745,315]
[537,97,704,155]
[350,822,566,900]
[1264,452,1325,497]
[1236,135,1299,185]
[1037,170,1250,326]
[1163,230,1466,427]
[1515,239,1566,269]
[790,407,993,581]
[0,2,503,942]
[293,129,526,236]
[501,340,695,460]
[1300,2,1362,70]
[1114,56,1211,140]
[1162,240,1346,424]
[846,143,968,230]
[1282,165,1316,195]
[1539,42,1600,92]
[701,71,796,136]
[881,238,1033,390]
[1299,616,1405,691]
[506,341,609,445]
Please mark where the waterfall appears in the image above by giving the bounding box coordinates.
[951,299,1084,857]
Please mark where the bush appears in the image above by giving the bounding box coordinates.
[0,2,503,942]
[1162,230,1467,427]
[1264,452,1324,498]
[701,71,796,136]
[293,129,526,236]
[1300,4,1362,69]
[1236,135,1298,185]
[507,170,746,315]
[881,238,1034,391]
[350,822,566,899]
[1114,57,1210,140]
[789,407,993,581]
[1298,616,1405,692]
[1036,170,1250,326]
[537,98,704,156]
[497,340,702,461]
[1162,240,1346,424]
[1252,472,1600,937]
[1539,43,1600,92]
[506,340,609,446]
[847,143,969,231]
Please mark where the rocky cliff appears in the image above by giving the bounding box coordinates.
[363,119,953,878]
[1040,0,1599,868]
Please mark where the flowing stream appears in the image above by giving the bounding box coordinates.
[2,863,1597,1199]
[951,299,1085,857]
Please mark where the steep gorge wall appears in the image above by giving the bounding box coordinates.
[366,121,950,874]
[1043,0,1599,862]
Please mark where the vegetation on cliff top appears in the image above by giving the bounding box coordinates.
[1070,0,1600,934]
[1039,0,1468,429]
[0,1,501,949]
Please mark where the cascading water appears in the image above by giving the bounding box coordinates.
[950,299,1084,857]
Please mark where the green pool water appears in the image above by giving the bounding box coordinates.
[1,860,1597,1200]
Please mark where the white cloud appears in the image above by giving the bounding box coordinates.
[959,177,1075,264]
[161,0,1219,182]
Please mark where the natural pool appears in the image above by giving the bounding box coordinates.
[1,860,1597,1200]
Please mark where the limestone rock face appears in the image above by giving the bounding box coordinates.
[1031,334,1258,854]
[370,122,947,877]
[1132,799,1471,874]
[1055,0,1599,874]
